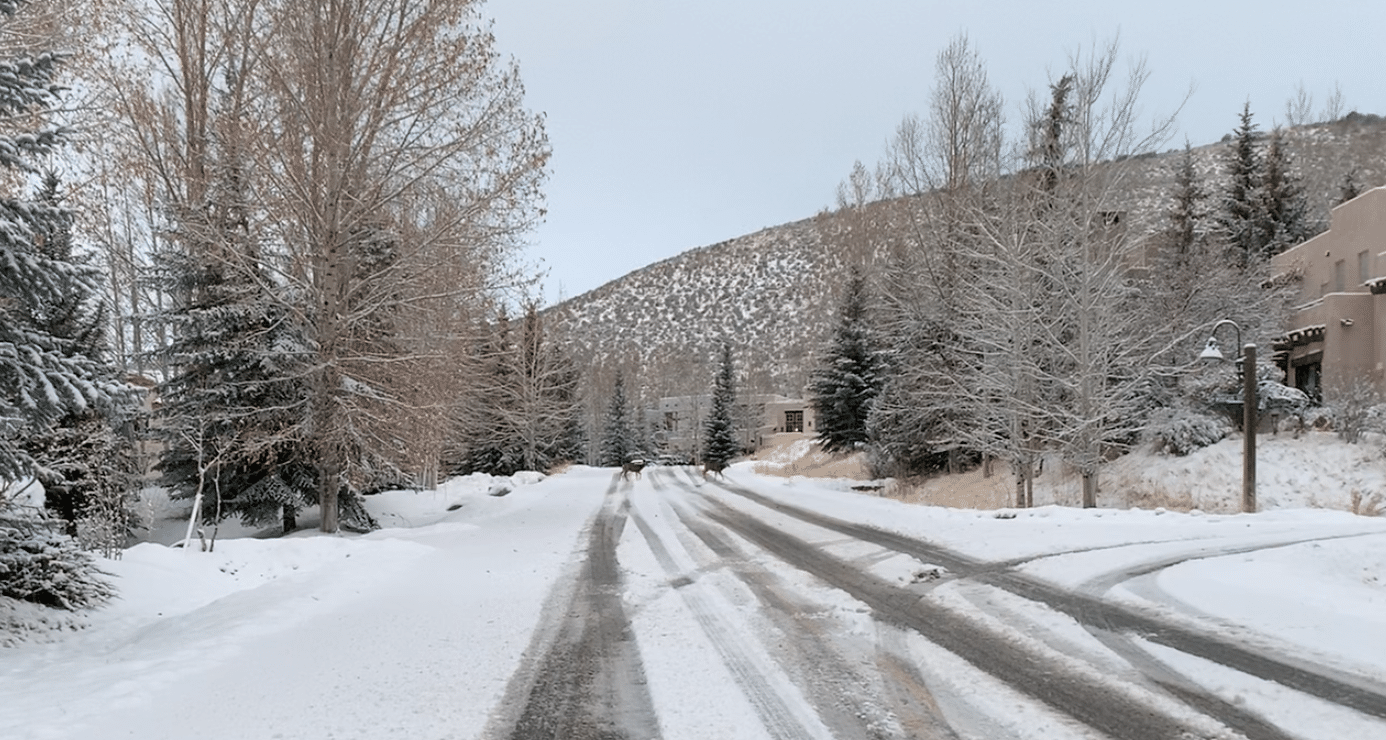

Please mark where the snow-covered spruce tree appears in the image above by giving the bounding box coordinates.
[0,1,118,608]
[151,78,321,535]
[598,373,640,467]
[1,495,113,609]
[1217,103,1264,267]
[866,34,1002,478]
[1259,128,1318,255]
[455,304,582,475]
[512,304,583,471]
[455,309,517,475]
[0,40,113,481]
[702,344,741,469]
[1212,107,1317,263]
[809,267,884,455]
[17,173,140,546]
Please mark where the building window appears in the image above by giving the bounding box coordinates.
[1334,259,1346,293]
[1360,250,1372,285]
[784,410,804,434]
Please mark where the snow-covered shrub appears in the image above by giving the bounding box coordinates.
[1144,408,1229,456]
[1328,379,1386,444]
[1182,360,1309,433]
[0,596,87,647]
[0,498,112,610]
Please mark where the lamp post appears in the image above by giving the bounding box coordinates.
[1199,319,1256,513]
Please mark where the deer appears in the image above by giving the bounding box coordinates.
[620,459,647,481]
[701,458,727,479]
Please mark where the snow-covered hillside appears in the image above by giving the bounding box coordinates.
[551,115,1386,400]
[550,215,844,398]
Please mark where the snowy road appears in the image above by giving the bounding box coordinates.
[497,466,1386,740]
[6,465,1386,740]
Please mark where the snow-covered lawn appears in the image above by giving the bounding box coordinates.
[0,469,607,740]
[3,435,1386,739]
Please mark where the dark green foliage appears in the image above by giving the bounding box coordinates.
[152,107,320,533]
[1030,73,1074,193]
[809,268,885,454]
[1216,105,1318,263]
[1259,129,1317,254]
[599,373,640,467]
[17,174,141,546]
[0,46,114,482]
[26,412,140,540]
[0,7,130,609]
[151,230,317,530]
[1161,144,1206,260]
[0,501,112,609]
[1219,104,1262,264]
[455,305,584,475]
[865,376,956,478]
[455,310,516,475]
[702,344,740,468]
[1338,168,1363,206]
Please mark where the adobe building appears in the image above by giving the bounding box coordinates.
[1271,186,1386,404]
[648,393,816,458]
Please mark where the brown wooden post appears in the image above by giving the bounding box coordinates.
[1243,343,1257,513]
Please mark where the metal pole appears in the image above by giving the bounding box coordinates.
[1242,343,1256,513]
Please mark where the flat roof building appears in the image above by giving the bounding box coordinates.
[1271,186,1386,404]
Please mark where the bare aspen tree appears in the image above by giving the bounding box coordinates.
[868,34,1004,478]
[252,0,548,531]
[983,39,1179,507]
[1284,81,1314,128]
[90,0,545,530]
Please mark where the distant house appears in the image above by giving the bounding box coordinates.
[646,393,816,460]
[1270,186,1386,404]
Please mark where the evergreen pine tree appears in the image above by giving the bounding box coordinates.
[1338,168,1363,206]
[809,268,885,454]
[702,344,740,468]
[1259,128,1317,255]
[515,303,584,471]
[1162,144,1206,261]
[455,304,584,475]
[456,309,518,475]
[0,2,119,609]
[1218,103,1264,265]
[1216,108,1321,263]
[599,373,639,467]
[17,174,139,544]
[152,85,316,533]
[0,47,115,481]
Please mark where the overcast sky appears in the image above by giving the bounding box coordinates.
[488,0,1384,304]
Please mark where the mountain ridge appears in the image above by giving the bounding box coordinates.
[550,114,1386,411]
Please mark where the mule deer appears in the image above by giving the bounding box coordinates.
[701,459,727,479]
[620,459,647,480]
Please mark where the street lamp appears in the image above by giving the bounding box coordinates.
[1199,319,1256,513]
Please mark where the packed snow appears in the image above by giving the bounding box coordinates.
[3,436,1386,739]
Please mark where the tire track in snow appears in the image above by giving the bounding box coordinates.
[667,493,961,740]
[504,476,660,740]
[708,476,1386,723]
[627,477,836,740]
[692,483,1213,740]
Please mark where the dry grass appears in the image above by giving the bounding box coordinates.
[749,440,871,480]
[548,461,575,476]
[1118,483,1198,512]
[1351,489,1385,517]
[882,468,1013,510]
